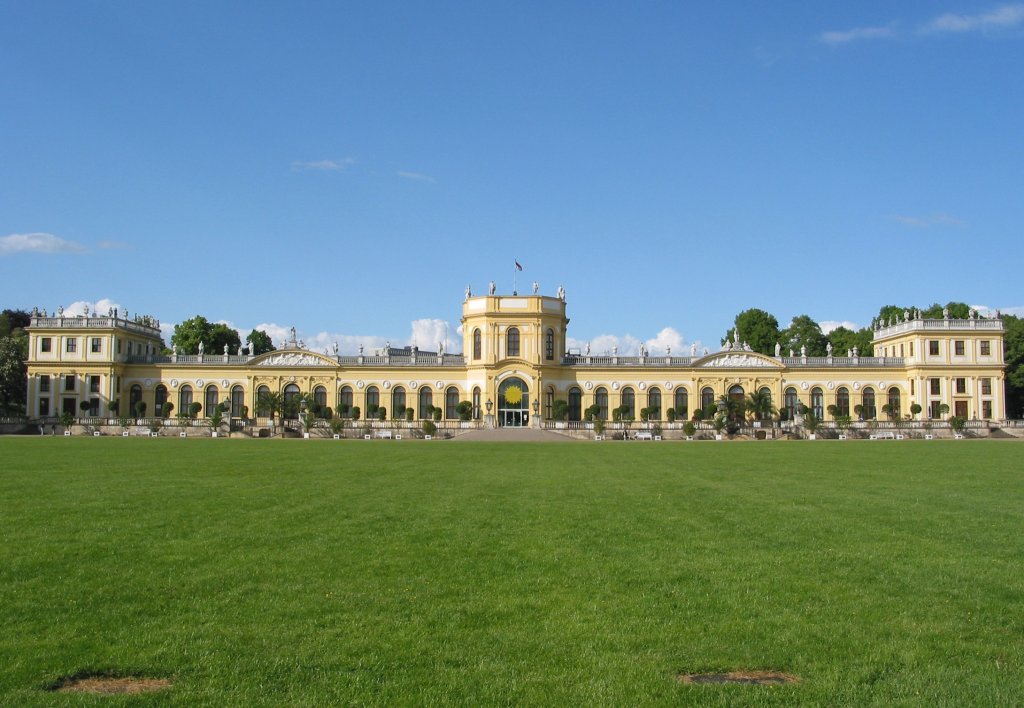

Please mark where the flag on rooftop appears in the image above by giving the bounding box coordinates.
[515,260,523,271]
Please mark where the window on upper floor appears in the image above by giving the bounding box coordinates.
[506,327,520,357]
[545,328,554,360]
[91,337,102,353]
[39,376,50,393]
[472,329,481,360]
[954,340,965,356]
[90,375,100,393]
[929,378,940,395]
[41,337,52,353]
[66,338,77,353]
[64,374,76,391]
[980,340,991,356]
[928,340,939,356]
[955,378,967,394]
[981,378,992,395]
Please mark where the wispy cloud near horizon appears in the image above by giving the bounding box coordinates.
[921,3,1024,34]
[891,213,967,228]
[0,232,87,255]
[819,25,896,46]
[290,158,356,171]
[397,170,437,184]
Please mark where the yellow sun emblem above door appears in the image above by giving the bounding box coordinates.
[504,385,523,405]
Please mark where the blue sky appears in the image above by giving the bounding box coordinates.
[2,1,1022,355]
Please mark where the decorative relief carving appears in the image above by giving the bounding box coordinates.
[256,352,333,367]
[698,353,779,368]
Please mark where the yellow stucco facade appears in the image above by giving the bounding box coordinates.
[24,295,1006,427]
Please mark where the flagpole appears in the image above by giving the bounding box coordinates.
[513,261,517,295]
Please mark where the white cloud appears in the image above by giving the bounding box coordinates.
[891,213,967,228]
[291,158,356,171]
[397,170,437,184]
[921,3,1024,33]
[97,240,130,249]
[568,327,699,357]
[63,298,124,317]
[819,25,896,45]
[409,318,459,352]
[0,232,87,255]
[819,320,860,335]
[972,305,1024,318]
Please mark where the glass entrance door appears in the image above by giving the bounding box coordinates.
[497,377,529,427]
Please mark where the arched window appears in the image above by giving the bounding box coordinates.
[256,385,270,416]
[862,387,876,420]
[419,387,433,419]
[647,387,661,420]
[701,387,715,416]
[674,388,689,419]
[129,384,142,414]
[595,387,608,420]
[284,383,300,419]
[392,386,406,418]
[811,387,824,419]
[472,386,481,419]
[784,387,798,420]
[339,386,353,417]
[365,386,379,417]
[621,387,635,419]
[836,387,850,417]
[888,387,901,418]
[445,387,460,419]
[231,385,245,418]
[506,327,520,357]
[314,386,327,412]
[205,385,219,418]
[155,384,168,416]
[545,328,554,360]
[473,329,481,360]
[179,385,193,415]
[568,387,582,422]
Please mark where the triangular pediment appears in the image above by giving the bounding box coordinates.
[694,351,783,369]
[252,349,337,367]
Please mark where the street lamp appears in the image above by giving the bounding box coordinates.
[485,398,493,414]
[532,398,539,415]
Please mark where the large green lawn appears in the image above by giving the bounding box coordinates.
[1,438,1022,705]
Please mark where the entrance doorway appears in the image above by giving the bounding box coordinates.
[498,377,530,427]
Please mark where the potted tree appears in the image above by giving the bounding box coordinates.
[950,415,967,438]
[457,401,473,426]
[552,399,568,428]
[803,411,821,440]
[683,420,697,440]
[711,414,727,440]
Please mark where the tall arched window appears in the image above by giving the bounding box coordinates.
[728,385,745,421]
[179,385,193,415]
[129,384,142,414]
[314,386,327,412]
[674,388,689,419]
[784,387,798,420]
[365,386,379,417]
[392,386,406,418]
[256,384,270,416]
[473,329,481,360]
[836,387,850,417]
[155,384,168,416]
[701,387,715,417]
[231,385,245,417]
[506,327,520,357]
[445,387,460,419]
[888,387,901,418]
[620,387,635,419]
[568,387,582,421]
[595,387,608,420]
[339,386,353,416]
[472,386,481,419]
[419,387,433,419]
[862,387,876,420]
[545,328,554,360]
[811,387,824,419]
[284,383,300,419]
[647,387,661,420]
[205,385,219,419]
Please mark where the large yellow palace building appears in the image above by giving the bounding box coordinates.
[24,292,1006,429]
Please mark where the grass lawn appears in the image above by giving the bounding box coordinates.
[1,437,1022,705]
